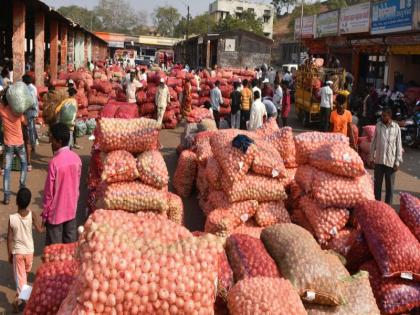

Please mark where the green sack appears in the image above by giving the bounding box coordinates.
[86,118,97,135]
[6,82,33,115]
[58,103,77,126]
[75,120,87,137]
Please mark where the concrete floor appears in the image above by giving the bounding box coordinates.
[0,114,419,313]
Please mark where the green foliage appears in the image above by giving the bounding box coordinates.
[216,11,265,35]
[272,0,298,15]
[57,5,103,31]
[327,0,348,10]
[153,6,181,37]
[287,1,323,31]
[174,13,217,38]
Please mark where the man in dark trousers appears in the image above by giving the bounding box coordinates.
[370,107,403,205]
[230,81,241,129]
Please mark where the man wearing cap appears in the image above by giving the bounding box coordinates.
[262,78,273,98]
[126,71,142,104]
[320,80,334,131]
[155,78,170,126]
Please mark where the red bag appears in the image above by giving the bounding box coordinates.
[114,104,139,119]
[400,192,420,241]
[139,102,156,115]
[226,234,280,282]
[355,200,420,280]
[100,102,119,118]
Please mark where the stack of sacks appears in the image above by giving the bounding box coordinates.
[358,125,376,168]
[356,200,420,314]
[291,131,375,270]
[174,122,296,238]
[105,64,125,82]
[87,118,183,224]
[57,210,224,314]
[36,86,48,125]
[261,224,380,314]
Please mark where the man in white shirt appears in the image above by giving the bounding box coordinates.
[283,70,292,86]
[268,67,276,85]
[251,79,262,101]
[273,81,283,111]
[248,91,267,131]
[155,78,170,125]
[210,80,223,128]
[320,80,334,131]
[125,71,142,104]
[138,68,147,82]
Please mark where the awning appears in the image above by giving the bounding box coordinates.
[390,45,420,55]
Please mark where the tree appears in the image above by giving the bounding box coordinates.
[327,0,348,10]
[95,0,148,34]
[57,5,103,31]
[272,0,298,16]
[153,7,181,37]
[216,11,264,36]
[287,1,322,31]
[174,13,217,37]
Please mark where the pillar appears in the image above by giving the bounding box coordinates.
[60,24,67,72]
[84,35,88,66]
[352,49,360,87]
[12,0,25,82]
[34,10,45,86]
[67,30,74,68]
[49,19,58,81]
[206,40,211,69]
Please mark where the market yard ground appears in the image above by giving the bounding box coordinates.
[0,116,419,312]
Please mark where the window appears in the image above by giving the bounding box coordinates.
[264,10,271,16]
[248,8,254,13]
[264,16,270,23]
[236,6,243,11]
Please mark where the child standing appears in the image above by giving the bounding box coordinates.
[7,188,43,312]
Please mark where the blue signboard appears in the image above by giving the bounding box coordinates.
[371,0,413,34]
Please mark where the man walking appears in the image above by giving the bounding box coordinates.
[42,123,82,245]
[248,91,267,131]
[22,75,38,171]
[320,80,334,131]
[210,80,223,128]
[156,78,170,125]
[370,107,403,205]
[240,79,252,130]
[230,82,241,129]
[125,70,142,104]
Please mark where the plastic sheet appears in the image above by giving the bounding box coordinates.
[355,200,420,280]
[136,150,169,189]
[399,192,420,241]
[173,150,198,198]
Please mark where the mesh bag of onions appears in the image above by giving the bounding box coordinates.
[232,225,263,239]
[361,260,420,314]
[299,196,349,245]
[173,150,198,198]
[309,143,365,178]
[204,200,259,237]
[136,150,169,189]
[290,207,315,235]
[167,193,184,225]
[304,271,380,315]
[254,201,291,227]
[222,173,287,203]
[42,242,78,263]
[98,118,160,153]
[205,156,223,190]
[227,277,307,315]
[226,234,280,282]
[100,181,170,213]
[66,210,222,314]
[24,260,79,314]
[399,192,420,241]
[355,200,420,280]
[261,223,348,305]
[101,150,139,183]
[294,132,349,165]
[195,135,214,165]
[251,140,286,178]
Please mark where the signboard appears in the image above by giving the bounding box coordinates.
[108,41,125,48]
[225,39,236,52]
[294,15,316,39]
[340,2,371,34]
[316,11,339,37]
[371,0,413,34]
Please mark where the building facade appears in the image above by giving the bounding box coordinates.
[209,0,274,38]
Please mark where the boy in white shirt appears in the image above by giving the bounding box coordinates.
[248,91,267,130]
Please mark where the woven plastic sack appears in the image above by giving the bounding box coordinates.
[167,192,184,225]
[85,118,96,135]
[98,118,160,153]
[309,144,365,178]
[260,126,297,168]
[58,102,77,126]
[361,260,420,315]
[355,200,420,280]
[101,150,138,183]
[254,201,291,227]
[42,242,78,263]
[100,181,169,213]
[227,277,307,315]
[69,210,222,314]
[223,173,286,203]
[211,131,256,184]
[204,201,259,237]
[23,261,79,315]
[312,171,375,208]
[226,234,280,281]
[400,192,420,241]
[300,196,349,245]
[6,81,33,115]
[261,224,347,305]
[205,156,222,190]
[362,125,376,141]
[305,271,380,315]
[294,132,349,165]
[252,140,286,178]
[136,150,169,189]
[74,120,87,137]
[173,150,197,198]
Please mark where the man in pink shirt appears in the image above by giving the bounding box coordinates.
[42,123,82,245]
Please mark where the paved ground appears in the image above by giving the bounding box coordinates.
[0,114,418,313]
